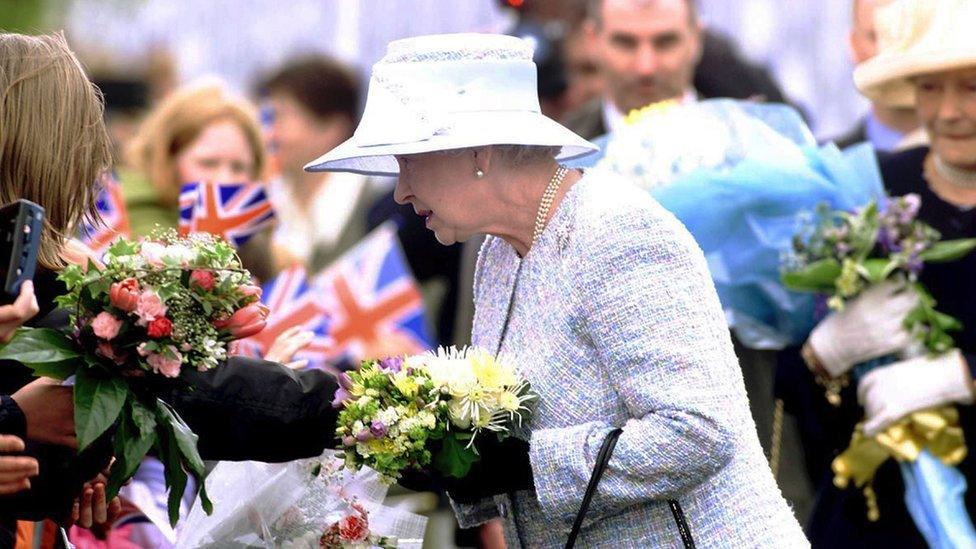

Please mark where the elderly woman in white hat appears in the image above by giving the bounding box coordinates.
[794,0,976,546]
[307,33,805,548]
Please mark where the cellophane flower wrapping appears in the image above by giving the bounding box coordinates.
[572,98,885,348]
[176,452,427,548]
[335,346,536,482]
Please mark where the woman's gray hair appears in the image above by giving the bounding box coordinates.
[435,144,560,166]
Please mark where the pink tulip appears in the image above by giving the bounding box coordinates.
[109,278,140,312]
[213,303,269,339]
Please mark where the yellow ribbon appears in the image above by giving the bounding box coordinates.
[831,406,967,521]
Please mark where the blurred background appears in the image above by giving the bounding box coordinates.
[3,0,864,141]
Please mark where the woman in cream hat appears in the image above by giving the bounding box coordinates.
[793,0,976,546]
[308,32,806,548]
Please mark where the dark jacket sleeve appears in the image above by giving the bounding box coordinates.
[0,396,26,439]
[170,357,340,462]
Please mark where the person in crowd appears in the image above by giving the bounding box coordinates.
[0,32,134,545]
[124,80,276,282]
[307,32,807,548]
[257,56,388,273]
[780,0,976,545]
[563,0,791,140]
[830,0,922,151]
[0,31,344,545]
[562,9,606,114]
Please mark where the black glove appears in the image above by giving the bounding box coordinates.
[444,436,534,504]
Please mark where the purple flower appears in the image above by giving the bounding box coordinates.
[356,430,372,443]
[331,388,350,409]
[338,372,354,390]
[378,356,403,373]
[370,420,388,438]
[342,435,357,446]
[907,255,924,275]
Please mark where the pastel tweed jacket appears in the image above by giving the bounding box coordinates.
[453,169,808,548]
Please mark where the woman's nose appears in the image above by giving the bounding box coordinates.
[393,178,410,205]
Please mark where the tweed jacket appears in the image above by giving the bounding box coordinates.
[452,170,808,548]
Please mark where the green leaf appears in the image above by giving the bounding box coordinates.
[155,427,188,527]
[918,239,976,263]
[156,400,205,477]
[74,369,128,451]
[858,258,898,284]
[0,328,79,379]
[434,432,480,479]
[782,259,843,292]
[106,399,157,499]
[156,399,212,521]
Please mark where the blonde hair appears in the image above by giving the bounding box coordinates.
[0,32,112,270]
[126,81,266,208]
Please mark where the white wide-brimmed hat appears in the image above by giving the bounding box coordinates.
[304,33,598,176]
[854,0,976,108]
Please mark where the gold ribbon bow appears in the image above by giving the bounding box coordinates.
[831,406,967,521]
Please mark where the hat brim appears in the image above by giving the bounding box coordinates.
[304,111,599,175]
[854,49,976,108]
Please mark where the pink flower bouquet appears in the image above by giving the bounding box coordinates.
[0,230,268,524]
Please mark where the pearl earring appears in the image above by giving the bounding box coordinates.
[475,169,485,179]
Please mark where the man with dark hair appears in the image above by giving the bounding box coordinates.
[257,56,387,274]
[565,0,790,139]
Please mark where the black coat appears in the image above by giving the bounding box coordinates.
[778,147,976,548]
[0,268,340,534]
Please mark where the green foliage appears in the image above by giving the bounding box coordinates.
[74,368,128,451]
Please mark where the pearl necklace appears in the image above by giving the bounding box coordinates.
[532,165,569,247]
[934,155,976,189]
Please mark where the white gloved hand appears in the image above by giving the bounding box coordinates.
[858,349,974,436]
[807,280,920,377]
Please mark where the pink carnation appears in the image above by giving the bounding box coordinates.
[90,312,123,340]
[338,513,369,542]
[134,291,167,326]
[146,348,182,378]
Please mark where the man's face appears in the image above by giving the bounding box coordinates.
[850,0,880,64]
[588,0,702,114]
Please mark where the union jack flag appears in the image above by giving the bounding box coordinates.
[178,181,274,248]
[313,223,433,365]
[79,171,130,255]
[238,265,335,373]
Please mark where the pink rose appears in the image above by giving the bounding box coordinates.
[189,270,215,291]
[134,291,167,326]
[109,278,140,312]
[146,348,182,378]
[90,312,123,340]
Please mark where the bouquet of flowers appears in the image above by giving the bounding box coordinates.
[177,452,427,548]
[782,194,976,352]
[0,230,269,524]
[782,195,976,544]
[334,346,535,482]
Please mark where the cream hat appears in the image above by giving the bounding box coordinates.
[304,33,598,176]
[854,0,976,108]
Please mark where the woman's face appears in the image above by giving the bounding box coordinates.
[914,67,976,169]
[175,118,256,183]
[393,152,485,246]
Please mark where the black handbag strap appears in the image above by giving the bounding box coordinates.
[565,428,696,549]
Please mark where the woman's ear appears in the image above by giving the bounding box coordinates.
[472,146,493,177]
